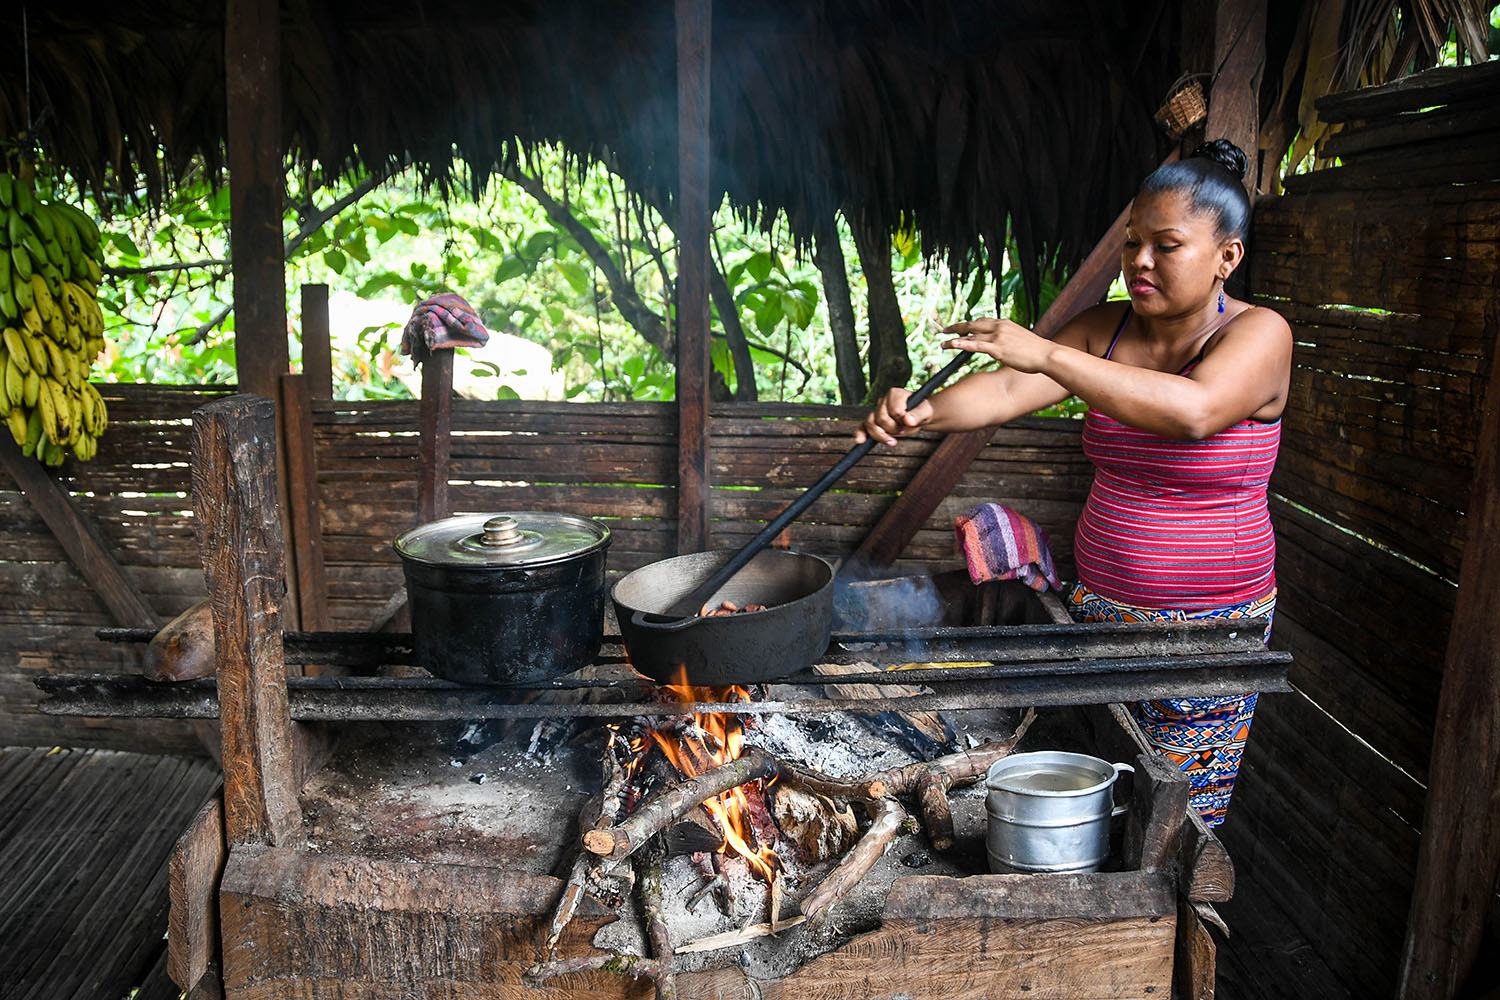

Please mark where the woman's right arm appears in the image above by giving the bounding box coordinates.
[855,321,1093,445]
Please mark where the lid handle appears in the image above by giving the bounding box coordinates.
[480,515,524,547]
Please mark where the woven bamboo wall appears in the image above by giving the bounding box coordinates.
[0,392,1088,750]
[1224,83,1499,994]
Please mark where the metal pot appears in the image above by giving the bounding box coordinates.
[394,512,611,685]
[612,549,834,686]
[984,750,1134,874]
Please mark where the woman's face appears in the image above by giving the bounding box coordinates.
[1122,190,1239,317]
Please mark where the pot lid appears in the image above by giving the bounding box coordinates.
[394,511,610,568]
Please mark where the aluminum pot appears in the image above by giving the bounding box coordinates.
[984,750,1134,874]
[612,549,833,686]
[394,512,610,685]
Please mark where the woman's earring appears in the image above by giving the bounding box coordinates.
[1217,286,1226,314]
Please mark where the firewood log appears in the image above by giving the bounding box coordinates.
[768,782,857,862]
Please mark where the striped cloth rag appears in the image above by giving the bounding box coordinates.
[954,503,1061,593]
[400,292,491,363]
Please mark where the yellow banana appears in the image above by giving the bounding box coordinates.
[30,274,52,317]
[36,377,56,442]
[44,338,64,381]
[28,331,48,373]
[3,356,21,406]
[2,328,28,371]
[21,308,41,336]
[6,407,25,446]
[22,370,39,407]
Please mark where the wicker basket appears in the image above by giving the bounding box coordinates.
[1155,74,1209,139]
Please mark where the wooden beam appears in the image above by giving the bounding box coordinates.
[417,351,453,523]
[191,394,301,847]
[0,435,159,627]
[300,283,333,400]
[225,0,289,398]
[1398,322,1500,997]
[674,0,712,553]
[1206,0,1267,293]
[278,374,328,634]
[849,156,1177,570]
[1206,0,1267,167]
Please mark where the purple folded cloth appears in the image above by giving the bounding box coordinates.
[400,292,490,363]
[954,502,1061,593]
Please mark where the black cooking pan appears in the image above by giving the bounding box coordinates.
[612,549,832,685]
[613,351,974,684]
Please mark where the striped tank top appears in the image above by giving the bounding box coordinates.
[1072,307,1281,609]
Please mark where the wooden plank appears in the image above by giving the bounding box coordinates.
[1282,128,1500,192]
[278,374,329,633]
[300,283,333,400]
[0,435,159,628]
[1399,318,1500,997]
[674,0,712,553]
[1175,897,1216,1000]
[225,0,288,399]
[1318,96,1500,161]
[417,350,453,524]
[192,395,301,847]
[168,794,226,994]
[1314,59,1500,123]
[850,155,1176,568]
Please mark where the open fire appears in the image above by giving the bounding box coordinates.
[527,666,1037,997]
[645,668,780,883]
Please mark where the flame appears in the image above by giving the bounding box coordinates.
[646,667,779,882]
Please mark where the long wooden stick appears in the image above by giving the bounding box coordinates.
[584,748,777,861]
[638,839,679,1000]
[798,797,907,928]
[880,708,1036,796]
[546,735,629,957]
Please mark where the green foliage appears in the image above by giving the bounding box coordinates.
[79,146,1071,412]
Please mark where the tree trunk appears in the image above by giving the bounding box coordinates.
[709,267,757,401]
[853,221,910,403]
[813,216,866,405]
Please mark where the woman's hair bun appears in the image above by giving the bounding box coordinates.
[1189,139,1249,181]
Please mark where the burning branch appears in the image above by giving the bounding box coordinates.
[584,747,778,862]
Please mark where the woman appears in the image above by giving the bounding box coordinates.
[856,140,1291,826]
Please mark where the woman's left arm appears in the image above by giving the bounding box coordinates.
[946,311,1291,440]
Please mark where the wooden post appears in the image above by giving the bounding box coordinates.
[278,374,328,634]
[192,395,301,848]
[167,794,227,993]
[418,351,454,523]
[225,0,289,399]
[849,156,1176,570]
[674,0,712,554]
[300,283,333,400]
[0,436,159,627]
[1206,0,1266,299]
[1398,325,1500,997]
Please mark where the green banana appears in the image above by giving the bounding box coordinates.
[14,179,34,217]
[13,271,33,311]
[0,174,12,210]
[11,246,31,282]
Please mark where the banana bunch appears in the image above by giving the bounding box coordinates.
[0,170,109,466]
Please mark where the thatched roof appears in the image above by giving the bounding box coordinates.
[6,1,1470,284]
[0,2,1187,284]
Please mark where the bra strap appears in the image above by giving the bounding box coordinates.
[1103,305,1132,360]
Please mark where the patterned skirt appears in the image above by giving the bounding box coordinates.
[1065,582,1276,827]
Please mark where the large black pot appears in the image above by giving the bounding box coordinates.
[395,512,610,685]
[612,549,833,686]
